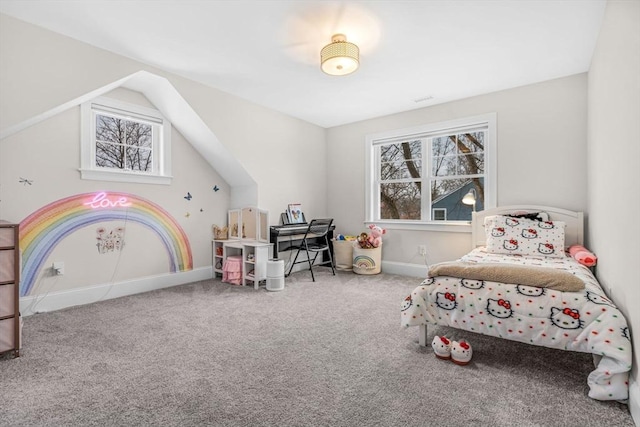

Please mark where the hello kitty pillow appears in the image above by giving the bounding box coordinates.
[484,215,566,258]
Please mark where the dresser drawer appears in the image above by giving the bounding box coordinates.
[0,249,16,282]
[0,317,20,353]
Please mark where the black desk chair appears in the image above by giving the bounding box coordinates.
[286,218,336,282]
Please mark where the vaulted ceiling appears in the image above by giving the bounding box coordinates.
[0,0,606,128]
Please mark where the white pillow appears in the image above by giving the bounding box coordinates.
[484,215,566,258]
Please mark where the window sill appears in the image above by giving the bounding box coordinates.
[364,220,472,233]
[79,169,172,185]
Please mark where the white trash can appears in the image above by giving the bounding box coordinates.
[266,259,285,291]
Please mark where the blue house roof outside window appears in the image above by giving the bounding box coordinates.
[431,180,484,221]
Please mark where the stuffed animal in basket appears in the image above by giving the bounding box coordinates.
[367,224,386,248]
[568,244,597,267]
[357,232,374,249]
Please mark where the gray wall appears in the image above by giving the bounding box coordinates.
[587,0,640,417]
[0,13,327,224]
[0,13,326,303]
[327,74,588,266]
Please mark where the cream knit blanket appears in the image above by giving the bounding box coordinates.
[428,262,585,292]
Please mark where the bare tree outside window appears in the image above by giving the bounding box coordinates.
[380,140,422,219]
[378,131,486,221]
[95,114,152,172]
[432,132,485,205]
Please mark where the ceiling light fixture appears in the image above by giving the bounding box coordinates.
[320,34,359,76]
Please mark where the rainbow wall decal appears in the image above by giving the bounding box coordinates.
[19,192,193,296]
[353,255,376,270]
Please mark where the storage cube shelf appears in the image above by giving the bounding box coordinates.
[213,239,270,289]
[213,240,225,278]
[213,207,270,289]
[0,221,20,357]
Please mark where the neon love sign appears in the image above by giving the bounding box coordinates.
[83,192,132,209]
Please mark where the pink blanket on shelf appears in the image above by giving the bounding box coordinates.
[223,256,242,285]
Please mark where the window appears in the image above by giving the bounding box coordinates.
[365,114,496,229]
[80,97,172,185]
[432,208,447,221]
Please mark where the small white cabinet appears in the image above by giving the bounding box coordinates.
[212,240,225,278]
[212,239,270,289]
[242,242,270,289]
[213,207,270,288]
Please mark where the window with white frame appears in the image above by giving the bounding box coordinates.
[80,97,172,185]
[432,208,447,221]
[365,113,496,228]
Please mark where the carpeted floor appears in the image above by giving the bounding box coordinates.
[0,270,634,426]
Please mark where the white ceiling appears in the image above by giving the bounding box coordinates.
[0,0,606,128]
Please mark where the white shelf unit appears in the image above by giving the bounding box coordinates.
[213,240,270,289]
[212,207,270,288]
[242,242,270,289]
[212,239,226,279]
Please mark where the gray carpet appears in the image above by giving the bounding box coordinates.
[0,270,634,426]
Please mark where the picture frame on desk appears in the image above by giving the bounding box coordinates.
[287,203,306,224]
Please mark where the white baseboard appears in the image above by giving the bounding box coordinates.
[629,376,639,426]
[19,267,212,316]
[382,260,427,278]
[284,259,428,279]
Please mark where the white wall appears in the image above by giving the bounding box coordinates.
[0,88,227,308]
[587,0,640,419]
[0,13,327,222]
[0,13,326,307]
[327,74,588,267]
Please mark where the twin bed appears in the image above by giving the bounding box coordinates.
[401,205,632,401]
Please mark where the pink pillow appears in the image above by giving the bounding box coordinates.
[569,245,597,267]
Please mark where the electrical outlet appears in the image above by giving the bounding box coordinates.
[418,245,427,256]
[53,261,64,275]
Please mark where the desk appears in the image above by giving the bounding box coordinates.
[269,224,335,260]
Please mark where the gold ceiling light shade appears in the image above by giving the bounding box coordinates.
[320,34,360,76]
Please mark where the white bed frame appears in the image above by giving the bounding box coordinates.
[419,205,584,346]
[472,205,584,249]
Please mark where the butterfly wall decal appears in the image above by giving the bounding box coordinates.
[213,185,219,192]
[184,192,192,201]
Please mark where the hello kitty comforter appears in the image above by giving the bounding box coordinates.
[401,247,632,401]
